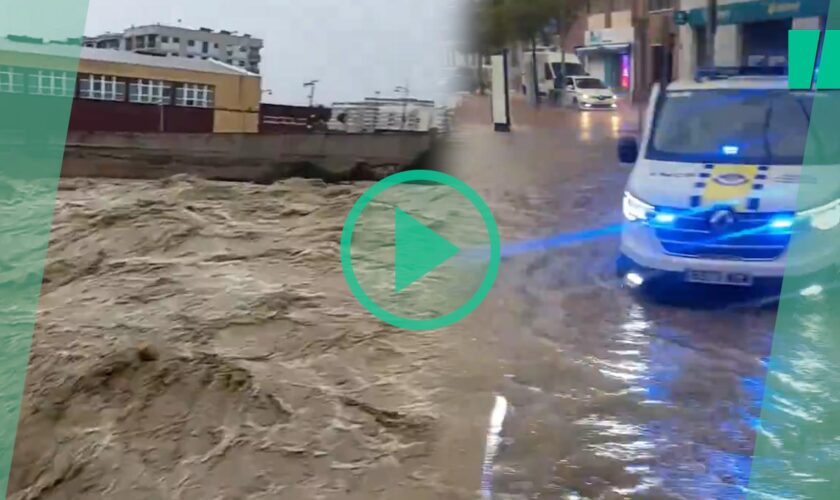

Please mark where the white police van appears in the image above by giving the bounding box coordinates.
[616,67,840,292]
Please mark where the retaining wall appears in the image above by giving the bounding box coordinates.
[60,131,438,183]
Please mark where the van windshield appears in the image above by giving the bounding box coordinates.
[552,62,585,78]
[647,89,840,165]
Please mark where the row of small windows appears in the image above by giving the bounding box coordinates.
[0,67,214,108]
[125,35,251,53]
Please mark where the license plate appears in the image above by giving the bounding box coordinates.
[685,269,754,286]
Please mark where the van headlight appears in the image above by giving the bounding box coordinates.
[623,191,654,221]
[799,199,840,231]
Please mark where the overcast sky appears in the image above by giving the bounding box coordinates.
[80,0,461,106]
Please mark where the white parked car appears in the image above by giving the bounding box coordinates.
[561,76,618,110]
[616,66,839,295]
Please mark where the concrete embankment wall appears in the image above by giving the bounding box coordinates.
[60,131,440,183]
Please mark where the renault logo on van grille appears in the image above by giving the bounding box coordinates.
[713,173,749,186]
[709,209,736,232]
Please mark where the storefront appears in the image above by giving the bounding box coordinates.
[576,27,634,95]
[683,0,828,70]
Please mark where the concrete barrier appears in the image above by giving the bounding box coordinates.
[60,131,438,183]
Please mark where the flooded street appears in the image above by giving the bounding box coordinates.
[446,97,780,499]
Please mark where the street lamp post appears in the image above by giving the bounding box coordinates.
[303,80,319,107]
[394,85,409,130]
[705,0,718,66]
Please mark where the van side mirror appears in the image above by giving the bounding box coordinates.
[617,136,638,164]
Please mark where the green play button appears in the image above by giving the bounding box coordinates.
[341,170,500,331]
[394,208,460,292]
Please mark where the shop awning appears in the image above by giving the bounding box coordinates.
[575,43,630,55]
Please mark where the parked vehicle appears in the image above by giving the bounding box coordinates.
[560,76,618,110]
[521,47,586,98]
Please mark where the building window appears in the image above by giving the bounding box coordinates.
[0,66,24,93]
[202,41,209,52]
[649,0,674,11]
[188,40,195,47]
[239,46,246,52]
[175,83,214,108]
[28,70,76,97]
[78,74,125,101]
[129,79,171,104]
[125,38,133,50]
[147,35,157,47]
[174,37,180,43]
[161,36,169,43]
[214,43,219,49]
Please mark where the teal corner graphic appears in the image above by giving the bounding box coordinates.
[750,20,840,498]
[789,28,840,90]
[1,1,90,496]
[341,170,500,331]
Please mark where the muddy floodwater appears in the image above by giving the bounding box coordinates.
[6,98,837,499]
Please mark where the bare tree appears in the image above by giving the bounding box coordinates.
[466,0,589,104]
[506,0,588,106]
[465,0,511,95]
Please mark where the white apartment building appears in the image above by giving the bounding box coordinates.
[85,25,263,74]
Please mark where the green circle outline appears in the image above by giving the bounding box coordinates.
[340,170,501,331]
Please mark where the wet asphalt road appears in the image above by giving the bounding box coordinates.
[444,97,782,499]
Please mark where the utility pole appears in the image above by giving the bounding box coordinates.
[705,0,718,67]
[157,83,166,132]
[660,11,673,88]
[631,0,649,105]
[158,101,165,132]
[530,36,540,108]
[303,80,318,107]
[557,17,566,107]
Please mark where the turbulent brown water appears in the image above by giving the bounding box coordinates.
[9,175,456,500]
